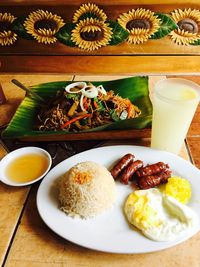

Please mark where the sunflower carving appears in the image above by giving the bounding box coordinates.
[170,8,200,45]
[73,3,107,23]
[71,17,112,51]
[0,13,17,46]
[2,5,200,48]
[24,10,65,44]
[118,8,161,44]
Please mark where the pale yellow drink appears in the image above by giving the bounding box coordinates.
[151,78,200,154]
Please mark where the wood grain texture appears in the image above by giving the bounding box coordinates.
[186,137,200,168]
[0,1,200,76]
[187,104,200,137]
[16,129,151,142]
[0,177,30,266]
[0,3,200,56]
[1,0,200,5]
[1,56,200,74]
[0,37,200,56]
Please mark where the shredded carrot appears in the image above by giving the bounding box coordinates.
[60,114,90,129]
[127,103,132,118]
[83,96,87,104]
[93,101,98,109]
[83,97,91,110]
[86,99,91,110]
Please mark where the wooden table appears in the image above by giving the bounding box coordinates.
[0,75,200,267]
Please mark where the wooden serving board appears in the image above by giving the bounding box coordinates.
[16,128,151,142]
[0,75,165,142]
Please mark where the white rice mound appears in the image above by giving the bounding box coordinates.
[59,161,116,219]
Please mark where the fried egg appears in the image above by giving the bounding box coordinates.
[124,188,198,241]
[160,176,192,204]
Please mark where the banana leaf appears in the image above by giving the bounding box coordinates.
[2,76,152,139]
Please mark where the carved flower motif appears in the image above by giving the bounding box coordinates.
[71,18,112,51]
[0,13,17,46]
[72,3,107,23]
[24,10,65,44]
[118,8,161,44]
[170,8,200,45]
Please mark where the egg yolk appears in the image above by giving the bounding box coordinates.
[125,192,160,230]
[160,176,191,204]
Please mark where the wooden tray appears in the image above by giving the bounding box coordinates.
[1,76,152,141]
[15,128,151,142]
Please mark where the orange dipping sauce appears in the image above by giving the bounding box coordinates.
[5,153,49,183]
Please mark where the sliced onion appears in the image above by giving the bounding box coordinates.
[97,85,107,95]
[120,110,128,120]
[65,82,87,93]
[82,86,98,98]
[80,94,85,111]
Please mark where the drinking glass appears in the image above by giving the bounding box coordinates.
[151,78,200,154]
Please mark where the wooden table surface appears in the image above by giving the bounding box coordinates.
[0,75,200,267]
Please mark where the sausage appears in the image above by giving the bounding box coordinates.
[137,170,172,189]
[120,160,143,184]
[137,170,171,189]
[110,153,134,179]
[136,162,169,177]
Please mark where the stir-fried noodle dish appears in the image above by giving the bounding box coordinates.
[36,82,141,132]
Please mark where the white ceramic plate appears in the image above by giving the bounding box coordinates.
[37,145,200,254]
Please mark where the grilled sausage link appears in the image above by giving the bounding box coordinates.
[137,170,171,189]
[110,153,134,179]
[136,162,169,177]
[120,160,143,184]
